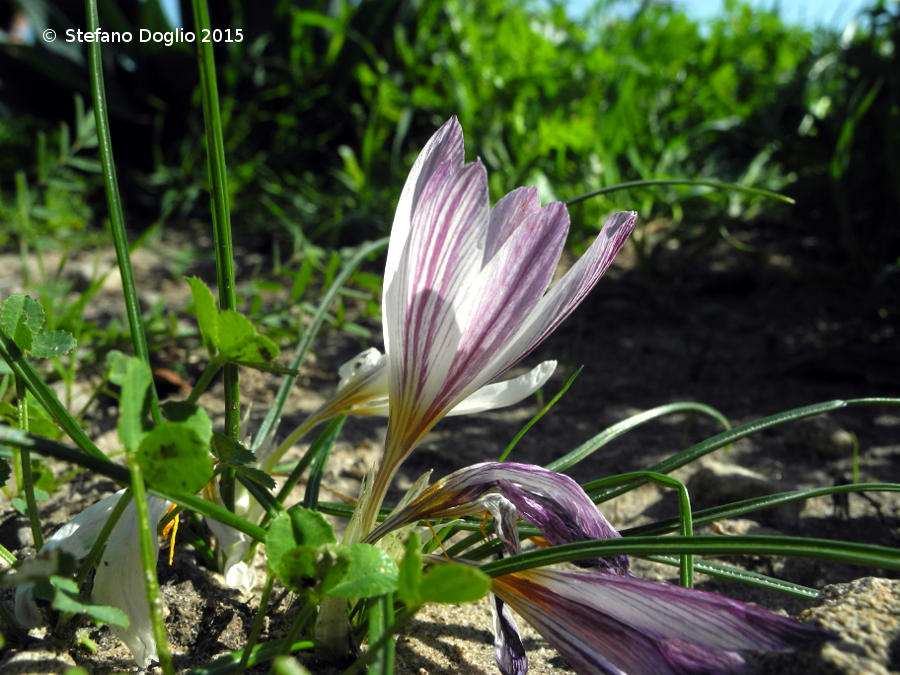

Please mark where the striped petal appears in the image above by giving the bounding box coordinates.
[486,210,636,380]
[366,462,627,574]
[492,567,831,674]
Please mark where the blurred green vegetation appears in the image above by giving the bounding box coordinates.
[0,0,897,278]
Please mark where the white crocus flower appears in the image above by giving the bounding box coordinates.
[15,489,169,668]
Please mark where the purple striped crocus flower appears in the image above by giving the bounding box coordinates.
[358,117,636,531]
[366,461,831,674]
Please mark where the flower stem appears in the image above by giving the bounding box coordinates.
[191,0,239,511]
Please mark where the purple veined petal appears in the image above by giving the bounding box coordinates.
[486,210,636,381]
[493,567,831,674]
[494,571,680,675]
[384,160,491,443]
[492,594,528,675]
[538,568,830,654]
[484,186,542,263]
[437,203,569,408]
[366,462,627,574]
[383,116,465,311]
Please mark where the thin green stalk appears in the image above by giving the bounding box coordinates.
[586,397,900,503]
[481,535,900,577]
[84,0,160,428]
[342,605,417,675]
[588,471,693,587]
[546,401,730,473]
[0,542,17,566]
[302,417,345,509]
[0,426,266,540]
[623,482,900,537]
[14,375,43,549]
[566,179,796,206]
[366,594,395,675]
[497,367,581,462]
[185,357,225,405]
[239,573,275,671]
[124,459,174,673]
[276,602,318,663]
[192,0,239,510]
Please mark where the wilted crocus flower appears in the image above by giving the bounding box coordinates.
[15,490,169,668]
[367,462,830,674]
[357,117,636,531]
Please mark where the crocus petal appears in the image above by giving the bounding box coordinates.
[442,204,569,406]
[486,210,636,380]
[15,490,169,668]
[92,495,170,668]
[387,160,490,437]
[492,567,831,675]
[484,186,542,262]
[445,360,556,416]
[366,462,627,574]
[492,594,528,675]
[383,116,465,313]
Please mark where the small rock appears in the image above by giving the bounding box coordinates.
[786,416,856,458]
[800,577,900,672]
[687,458,803,526]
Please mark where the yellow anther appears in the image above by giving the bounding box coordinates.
[161,504,180,566]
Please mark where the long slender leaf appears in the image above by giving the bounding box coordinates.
[480,535,900,577]
[586,398,900,502]
[545,401,730,473]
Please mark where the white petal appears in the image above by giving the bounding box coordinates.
[383,117,464,350]
[15,490,127,628]
[92,495,169,668]
[446,361,556,415]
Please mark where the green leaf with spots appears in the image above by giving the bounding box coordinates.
[136,420,214,494]
[187,277,219,356]
[217,310,279,363]
[1,295,44,352]
[419,563,491,604]
[161,401,213,442]
[266,507,337,592]
[266,507,335,561]
[324,543,398,599]
[30,330,76,358]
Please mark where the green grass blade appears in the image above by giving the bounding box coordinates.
[85,0,160,428]
[624,483,900,536]
[191,0,239,510]
[546,401,730,473]
[586,398,900,502]
[644,554,820,599]
[302,416,346,509]
[480,535,900,577]
[566,179,796,206]
[498,366,581,463]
